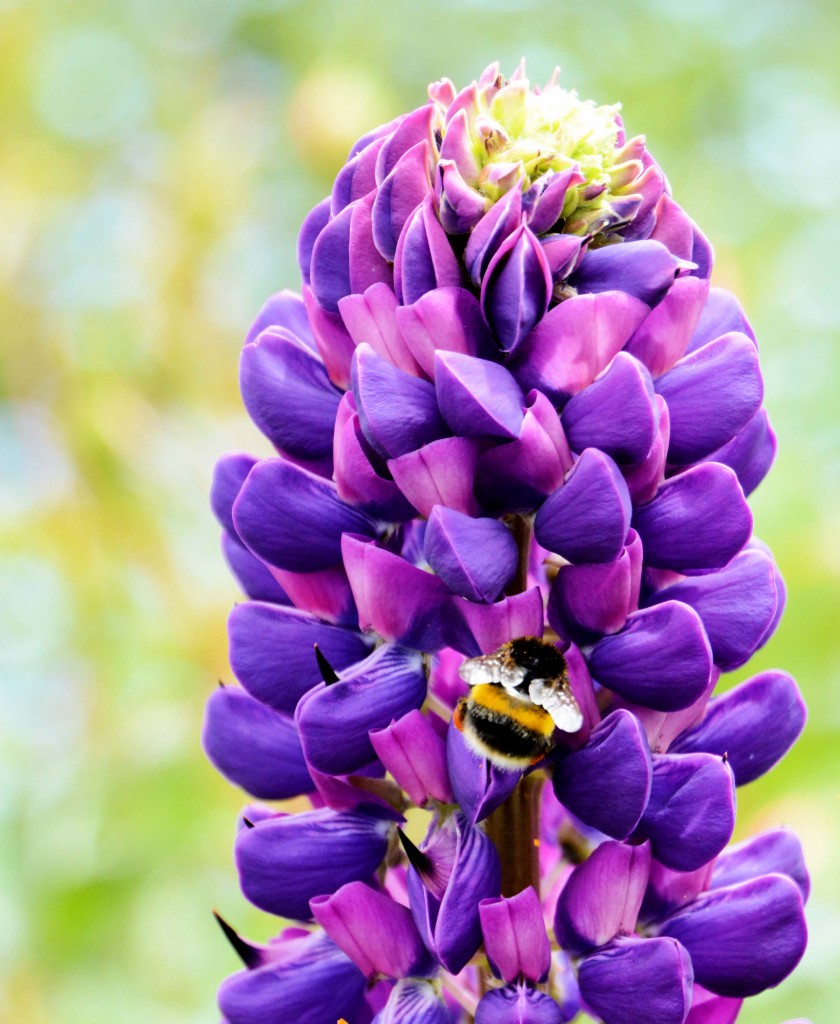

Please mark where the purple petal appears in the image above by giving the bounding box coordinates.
[669,670,806,786]
[712,829,809,902]
[475,985,563,1024]
[552,710,652,840]
[342,536,450,652]
[244,290,314,349]
[235,807,393,920]
[377,979,453,1024]
[375,104,436,183]
[221,532,292,605]
[446,719,521,823]
[437,158,489,234]
[554,840,651,956]
[228,602,370,712]
[625,275,709,378]
[640,859,715,923]
[526,167,584,235]
[240,329,341,460]
[659,874,807,997]
[372,139,432,260]
[623,395,669,504]
[480,224,552,352]
[577,936,693,1024]
[435,351,525,439]
[689,287,755,353]
[331,135,386,215]
[640,753,736,871]
[548,540,639,644]
[394,194,463,305]
[464,186,524,285]
[540,233,585,281]
[570,240,679,306]
[632,463,752,572]
[424,506,518,603]
[233,458,378,572]
[396,286,496,377]
[704,406,776,498]
[352,342,448,460]
[646,549,779,671]
[509,291,649,402]
[309,202,354,312]
[202,687,312,799]
[211,453,258,536]
[339,282,423,377]
[562,353,657,464]
[370,710,454,806]
[480,887,551,984]
[589,601,712,711]
[655,332,763,463]
[445,587,545,658]
[311,882,434,979]
[388,437,483,518]
[535,449,632,564]
[297,199,332,287]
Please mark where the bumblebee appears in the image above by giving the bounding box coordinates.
[453,637,583,770]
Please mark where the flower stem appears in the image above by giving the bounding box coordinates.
[484,771,545,897]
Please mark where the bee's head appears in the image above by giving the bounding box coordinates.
[505,637,567,680]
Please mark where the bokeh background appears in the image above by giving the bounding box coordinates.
[2,0,839,1020]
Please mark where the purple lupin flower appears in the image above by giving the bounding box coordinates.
[207,62,808,1024]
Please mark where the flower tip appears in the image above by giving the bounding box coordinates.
[397,827,432,876]
[213,910,262,969]
[314,643,340,684]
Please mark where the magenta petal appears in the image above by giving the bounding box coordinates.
[578,936,693,1024]
[689,287,755,353]
[269,563,358,627]
[424,506,518,603]
[202,687,312,800]
[372,139,432,260]
[510,291,649,402]
[352,342,448,460]
[232,458,378,572]
[435,350,525,439]
[389,437,483,518]
[704,406,776,498]
[562,353,657,465]
[670,670,806,787]
[311,882,434,979]
[438,158,490,234]
[480,887,551,983]
[370,710,454,806]
[342,535,450,652]
[302,285,356,390]
[235,807,392,921]
[554,840,651,956]
[552,710,652,840]
[640,753,736,871]
[395,194,463,305]
[534,449,632,564]
[625,275,709,378]
[221,532,292,605]
[548,546,635,643]
[712,829,809,902]
[655,332,763,463]
[480,224,552,352]
[684,987,743,1024]
[446,587,545,658]
[339,282,423,378]
[296,644,427,775]
[396,286,496,377]
[632,463,752,572]
[646,549,779,670]
[228,602,370,712]
[588,601,712,712]
[659,875,807,998]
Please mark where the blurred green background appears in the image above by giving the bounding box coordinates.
[1,0,838,1020]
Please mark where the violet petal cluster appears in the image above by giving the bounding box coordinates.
[206,62,808,1024]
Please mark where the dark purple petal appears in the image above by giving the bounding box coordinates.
[202,687,312,800]
[211,453,258,536]
[526,166,584,235]
[552,710,652,840]
[388,437,483,518]
[570,240,679,306]
[554,840,651,956]
[445,587,545,658]
[659,874,807,997]
[331,135,386,215]
[218,932,366,1024]
[235,807,393,920]
[562,353,657,465]
[509,291,649,403]
[339,282,423,377]
[639,753,735,871]
[712,829,809,902]
[669,670,806,786]
[577,936,693,1024]
[370,710,454,806]
[424,506,518,603]
[377,979,453,1024]
[372,139,432,260]
[296,644,427,775]
[343,535,450,652]
[396,286,496,377]
[534,449,632,564]
[632,463,752,572]
[655,332,763,463]
[623,395,669,505]
[395,194,463,305]
[689,287,755,353]
[625,275,709,378]
[548,539,639,644]
[704,406,776,498]
[240,329,341,460]
[480,224,552,352]
[233,459,378,572]
[435,351,525,440]
[646,549,779,671]
[475,984,563,1024]
[464,186,524,285]
[352,342,448,460]
[228,602,370,712]
[311,882,435,979]
[309,202,354,313]
[589,601,712,711]
[446,719,521,823]
[221,532,292,605]
[480,887,551,983]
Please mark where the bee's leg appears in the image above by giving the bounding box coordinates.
[453,698,468,732]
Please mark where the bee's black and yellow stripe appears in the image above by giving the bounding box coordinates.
[455,683,555,769]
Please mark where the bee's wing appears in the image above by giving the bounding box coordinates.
[458,654,505,687]
[529,678,583,734]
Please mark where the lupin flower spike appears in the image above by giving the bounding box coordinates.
[207,62,807,1024]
